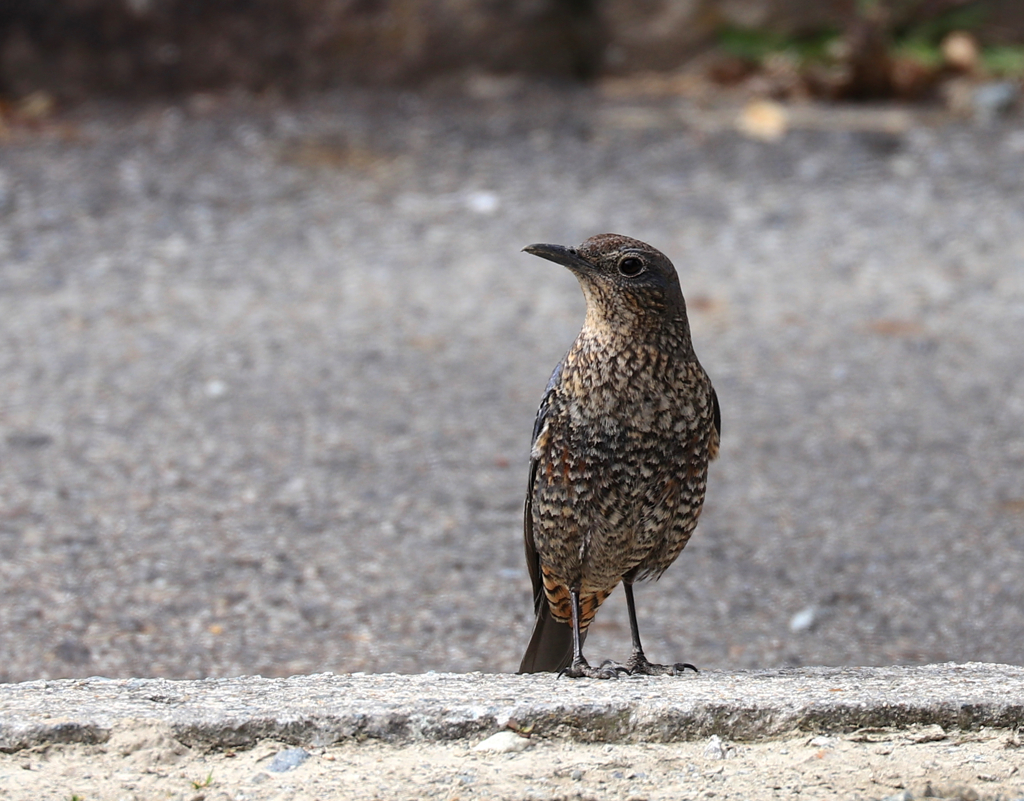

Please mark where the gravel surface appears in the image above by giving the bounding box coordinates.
[5,725,1024,801]
[1,85,1023,681]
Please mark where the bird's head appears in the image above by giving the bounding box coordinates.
[523,234,688,339]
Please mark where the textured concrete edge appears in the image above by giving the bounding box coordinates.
[2,664,1023,754]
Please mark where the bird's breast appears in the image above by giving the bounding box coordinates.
[558,336,708,436]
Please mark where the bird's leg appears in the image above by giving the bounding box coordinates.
[560,589,628,679]
[623,581,698,676]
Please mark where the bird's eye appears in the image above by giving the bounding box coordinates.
[618,257,645,277]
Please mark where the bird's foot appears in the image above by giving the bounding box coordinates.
[626,653,698,676]
[559,658,629,680]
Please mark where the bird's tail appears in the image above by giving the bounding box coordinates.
[519,603,584,673]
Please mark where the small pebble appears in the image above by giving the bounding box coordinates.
[473,730,530,753]
[267,747,310,773]
[204,379,228,398]
[465,190,500,215]
[703,735,727,759]
[789,606,817,633]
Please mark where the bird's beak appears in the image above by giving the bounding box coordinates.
[522,243,592,273]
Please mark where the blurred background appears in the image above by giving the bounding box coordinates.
[2,0,1024,100]
[0,0,1023,682]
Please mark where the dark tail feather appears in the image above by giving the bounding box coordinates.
[519,605,585,673]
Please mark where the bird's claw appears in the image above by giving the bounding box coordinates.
[626,654,699,676]
[599,659,631,676]
[559,658,629,680]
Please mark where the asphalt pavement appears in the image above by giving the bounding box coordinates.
[1,85,1022,681]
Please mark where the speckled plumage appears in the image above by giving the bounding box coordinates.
[518,234,720,678]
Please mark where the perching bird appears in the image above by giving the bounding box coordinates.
[518,234,720,678]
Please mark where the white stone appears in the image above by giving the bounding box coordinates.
[473,731,531,753]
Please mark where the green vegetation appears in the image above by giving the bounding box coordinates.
[982,46,1024,77]
[191,770,214,789]
[714,0,1024,94]
[718,26,840,68]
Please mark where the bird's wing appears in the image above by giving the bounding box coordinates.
[520,358,579,673]
[524,359,562,615]
[709,385,721,460]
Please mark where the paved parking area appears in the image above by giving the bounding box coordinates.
[1,87,1022,681]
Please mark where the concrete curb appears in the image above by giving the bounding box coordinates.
[2,663,1023,754]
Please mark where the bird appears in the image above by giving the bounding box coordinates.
[518,233,720,678]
